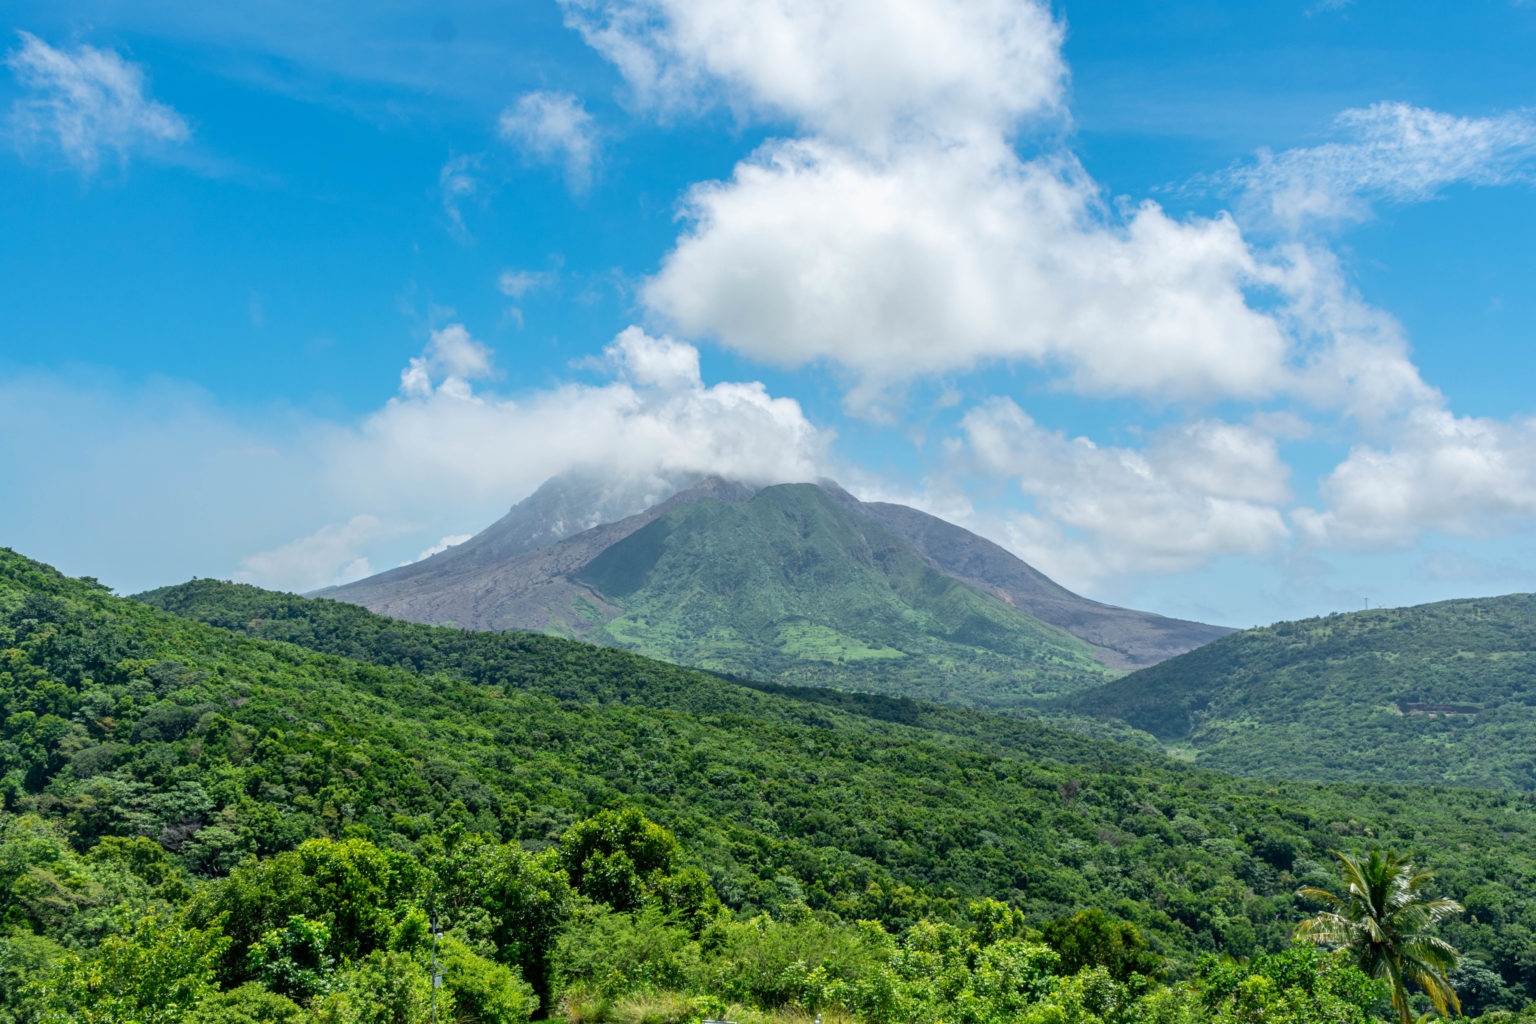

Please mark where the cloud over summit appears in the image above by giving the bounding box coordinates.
[566,0,1536,580]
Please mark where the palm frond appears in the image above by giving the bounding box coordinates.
[1297,885,1341,907]
[1302,847,1463,1024]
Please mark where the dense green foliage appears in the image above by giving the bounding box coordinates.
[1059,596,1536,789]
[3,548,1536,1020]
[0,807,1426,1024]
[136,575,1165,753]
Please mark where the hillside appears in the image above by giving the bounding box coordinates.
[824,486,1232,667]
[134,577,1166,761]
[1058,594,1536,790]
[573,485,1128,703]
[5,547,1536,1016]
[318,476,1230,708]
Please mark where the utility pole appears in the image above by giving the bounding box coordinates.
[430,907,442,1024]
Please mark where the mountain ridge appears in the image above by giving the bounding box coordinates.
[316,474,1232,707]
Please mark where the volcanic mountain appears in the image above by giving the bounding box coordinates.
[317,474,1231,709]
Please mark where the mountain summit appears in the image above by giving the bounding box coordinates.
[317,474,1230,709]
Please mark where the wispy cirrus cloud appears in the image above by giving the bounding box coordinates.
[497,267,558,299]
[237,514,407,593]
[439,153,483,241]
[1214,101,1536,232]
[5,30,190,173]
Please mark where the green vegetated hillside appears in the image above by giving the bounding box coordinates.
[135,578,1163,756]
[6,547,1536,1022]
[573,486,1117,707]
[1059,595,1536,790]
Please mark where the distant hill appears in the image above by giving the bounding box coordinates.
[1057,594,1536,790]
[314,475,1230,710]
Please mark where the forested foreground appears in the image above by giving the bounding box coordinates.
[0,806,1468,1024]
[3,549,1536,1020]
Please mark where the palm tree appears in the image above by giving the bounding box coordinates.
[1296,848,1463,1023]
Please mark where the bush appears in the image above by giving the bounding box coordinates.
[438,932,540,1024]
[25,909,229,1024]
[310,949,451,1024]
[189,983,306,1024]
[610,990,705,1024]
[1043,910,1161,981]
[554,907,697,997]
[699,913,893,1010]
[247,914,334,1001]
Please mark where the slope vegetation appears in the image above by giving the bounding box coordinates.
[844,494,1231,667]
[574,485,1119,704]
[1059,595,1536,790]
[319,475,1230,700]
[1,548,1533,1006]
[1,549,1531,972]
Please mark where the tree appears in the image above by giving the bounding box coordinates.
[558,808,680,913]
[1043,908,1161,980]
[1196,943,1384,1024]
[1296,848,1463,1024]
[27,909,230,1024]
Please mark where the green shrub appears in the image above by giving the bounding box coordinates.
[246,914,334,1000]
[310,949,450,1024]
[437,932,540,1024]
[188,983,306,1024]
[610,989,705,1024]
[554,907,697,997]
[26,909,229,1024]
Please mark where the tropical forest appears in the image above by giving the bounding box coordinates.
[4,544,1536,1024]
[5,0,1536,1022]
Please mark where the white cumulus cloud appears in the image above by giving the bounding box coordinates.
[498,90,599,192]
[5,31,190,173]
[338,325,827,517]
[959,399,1292,582]
[605,325,701,390]
[1295,407,1536,548]
[645,139,1291,408]
[560,0,1065,150]
[0,326,832,594]
[399,324,496,399]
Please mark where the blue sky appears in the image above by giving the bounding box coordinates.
[1,0,1534,629]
